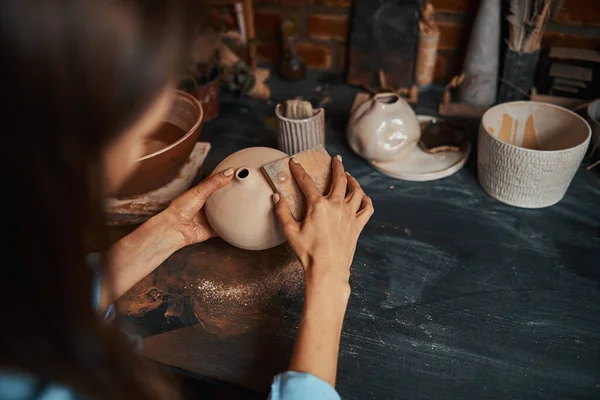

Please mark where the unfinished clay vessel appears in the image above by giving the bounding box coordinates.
[204,147,288,250]
[347,93,420,163]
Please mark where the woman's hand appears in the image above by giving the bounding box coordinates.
[163,168,234,247]
[100,168,233,310]
[273,155,373,293]
[273,155,373,386]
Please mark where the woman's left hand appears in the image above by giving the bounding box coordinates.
[101,168,233,310]
[162,167,234,247]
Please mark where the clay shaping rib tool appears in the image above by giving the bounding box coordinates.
[261,145,332,221]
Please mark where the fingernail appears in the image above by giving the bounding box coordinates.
[223,168,234,177]
[291,157,300,164]
[336,155,343,162]
[272,193,280,204]
[345,171,350,176]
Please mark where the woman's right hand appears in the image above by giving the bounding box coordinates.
[273,155,373,295]
[272,154,373,387]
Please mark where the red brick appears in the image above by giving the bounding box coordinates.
[297,40,332,69]
[254,10,284,41]
[308,13,349,42]
[542,31,600,50]
[254,9,299,41]
[430,0,480,14]
[437,21,470,50]
[554,0,600,26]
[257,41,281,63]
[311,0,351,6]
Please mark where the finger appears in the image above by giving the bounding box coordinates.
[345,172,364,213]
[356,195,374,226]
[170,168,234,216]
[345,171,361,196]
[273,193,298,234]
[289,157,321,201]
[327,155,347,199]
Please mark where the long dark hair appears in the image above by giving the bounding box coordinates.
[1,0,201,398]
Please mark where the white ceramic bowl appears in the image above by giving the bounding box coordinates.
[478,101,591,208]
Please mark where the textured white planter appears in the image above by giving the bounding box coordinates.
[275,104,325,155]
[478,101,591,208]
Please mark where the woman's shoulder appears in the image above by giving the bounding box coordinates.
[0,373,79,400]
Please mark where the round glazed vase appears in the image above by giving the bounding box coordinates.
[347,93,420,163]
[204,147,288,250]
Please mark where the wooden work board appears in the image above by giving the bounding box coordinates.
[116,238,304,392]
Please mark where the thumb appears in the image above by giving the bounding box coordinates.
[170,168,234,216]
[273,193,298,234]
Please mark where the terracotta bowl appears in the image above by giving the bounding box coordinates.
[117,90,203,197]
[478,101,591,208]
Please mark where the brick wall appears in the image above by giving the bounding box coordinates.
[254,0,600,83]
[432,0,600,83]
[254,0,350,70]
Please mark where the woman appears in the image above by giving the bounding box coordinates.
[0,0,373,399]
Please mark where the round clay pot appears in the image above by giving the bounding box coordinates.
[204,147,288,251]
[347,93,420,163]
[478,101,591,208]
[185,67,220,122]
[117,90,203,197]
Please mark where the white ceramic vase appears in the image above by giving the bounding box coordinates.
[347,93,420,163]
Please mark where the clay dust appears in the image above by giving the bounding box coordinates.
[192,258,303,308]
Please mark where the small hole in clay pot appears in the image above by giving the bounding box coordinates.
[375,94,399,104]
[236,168,249,179]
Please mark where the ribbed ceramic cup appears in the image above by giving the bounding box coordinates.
[275,104,325,155]
[478,101,591,208]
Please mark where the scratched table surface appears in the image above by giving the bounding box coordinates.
[117,72,600,399]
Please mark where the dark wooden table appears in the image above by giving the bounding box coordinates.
[117,72,600,399]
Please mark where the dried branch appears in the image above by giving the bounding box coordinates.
[507,0,554,52]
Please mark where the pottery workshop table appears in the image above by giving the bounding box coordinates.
[117,72,600,399]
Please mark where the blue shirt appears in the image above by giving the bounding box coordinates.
[0,263,340,400]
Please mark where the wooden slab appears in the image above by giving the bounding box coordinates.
[347,0,420,88]
[438,103,489,119]
[261,145,332,221]
[105,142,211,226]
